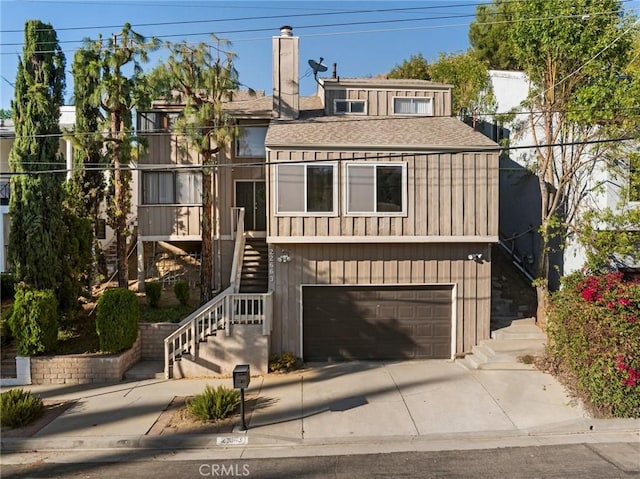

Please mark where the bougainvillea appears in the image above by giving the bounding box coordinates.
[548,271,640,417]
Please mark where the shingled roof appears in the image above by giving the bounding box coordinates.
[265,115,499,150]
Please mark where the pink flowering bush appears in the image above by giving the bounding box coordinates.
[547,271,640,417]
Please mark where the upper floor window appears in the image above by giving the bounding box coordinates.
[236,126,267,158]
[276,163,337,215]
[346,163,406,215]
[393,97,433,116]
[334,99,367,115]
[142,170,202,205]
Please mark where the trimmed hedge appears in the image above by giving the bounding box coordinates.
[145,281,161,308]
[8,287,59,356]
[548,272,640,417]
[174,280,190,306]
[96,288,139,353]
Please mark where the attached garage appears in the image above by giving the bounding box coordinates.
[302,285,453,361]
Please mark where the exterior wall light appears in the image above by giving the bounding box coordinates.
[468,253,483,262]
[277,252,292,263]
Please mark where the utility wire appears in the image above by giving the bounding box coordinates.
[2,135,637,176]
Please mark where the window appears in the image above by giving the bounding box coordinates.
[236,126,267,157]
[346,163,406,215]
[276,163,336,214]
[630,154,640,203]
[142,171,202,205]
[393,97,433,116]
[334,99,366,115]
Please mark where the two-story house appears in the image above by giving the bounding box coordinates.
[142,27,499,377]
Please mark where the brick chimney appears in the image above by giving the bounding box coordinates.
[272,26,299,120]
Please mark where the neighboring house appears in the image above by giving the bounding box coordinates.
[487,70,639,286]
[144,27,499,376]
[0,107,75,273]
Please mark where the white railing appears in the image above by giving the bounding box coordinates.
[229,207,245,292]
[163,289,272,379]
[163,207,271,379]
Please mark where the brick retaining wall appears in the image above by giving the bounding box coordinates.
[30,335,141,385]
[139,322,179,360]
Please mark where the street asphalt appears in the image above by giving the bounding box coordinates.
[1,359,638,471]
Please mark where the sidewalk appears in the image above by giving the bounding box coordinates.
[2,359,639,459]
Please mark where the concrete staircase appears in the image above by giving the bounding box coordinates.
[123,360,164,380]
[491,244,537,332]
[0,342,17,379]
[461,318,547,370]
[239,239,269,293]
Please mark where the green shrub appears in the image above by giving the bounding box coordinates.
[96,288,139,353]
[0,272,16,300]
[174,280,190,306]
[269,352,300,372]
[188,385,240,421]
[145,281,162,308]
[547,271,640,418]
[9,287,59,356]
[0,388,44,428]
[1,303,13,346]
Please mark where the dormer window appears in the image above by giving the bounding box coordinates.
[393,97,433,116]
[334,99,366,115]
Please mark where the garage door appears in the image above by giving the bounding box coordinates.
[303,285,452,361]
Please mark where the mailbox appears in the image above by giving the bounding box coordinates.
[233,364,250,389]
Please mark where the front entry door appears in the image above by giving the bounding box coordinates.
[235,181,266,232]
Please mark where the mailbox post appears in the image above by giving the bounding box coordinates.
[233,364,250,431]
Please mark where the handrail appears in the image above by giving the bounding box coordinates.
[229,207,246,293]
[163,288,272,379]
[164,207,268,380]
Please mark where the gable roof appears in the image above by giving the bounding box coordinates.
[265,115,499,151]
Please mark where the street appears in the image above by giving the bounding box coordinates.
[2,442,638,479]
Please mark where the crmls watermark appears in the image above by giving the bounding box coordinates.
[199,463,250,477]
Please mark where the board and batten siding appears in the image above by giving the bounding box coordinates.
[323,87,451,117]
[268,243,491,356]
[138,205,202,238]
[267,150,498,239]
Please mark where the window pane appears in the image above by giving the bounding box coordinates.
[277,164,304,212]
[335,101,348,113]
[142,171,174,204]
[307,165,334,212]
[350,101,365,113]
[142,172,158,204]
[393,98,412,114]
[415,99,431,114]
[348,165,375,212]
[236,127,267,157]
[158,172,174,204]
[376,166,403,212]
[176,171,202,203]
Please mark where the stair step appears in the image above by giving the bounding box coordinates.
[124,360,164,380]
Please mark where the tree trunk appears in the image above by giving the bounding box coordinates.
[200,168,213,303]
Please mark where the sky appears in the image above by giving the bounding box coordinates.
[0,0,484,110]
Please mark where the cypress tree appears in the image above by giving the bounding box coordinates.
[8,20,67,293]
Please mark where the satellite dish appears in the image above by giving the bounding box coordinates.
[308,58,328,74]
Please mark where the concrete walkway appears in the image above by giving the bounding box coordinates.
[2,359,639,462]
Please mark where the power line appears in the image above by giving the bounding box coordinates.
[2,135,638,177]
[0,7,626,54]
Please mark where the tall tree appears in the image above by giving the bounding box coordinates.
[387,53,431,80]
[388,51,495,117]
[506,0,639,326]
[73,24,157,288]
[150,39,242,302]
[469,0,520,70]
[8,20,67,291]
